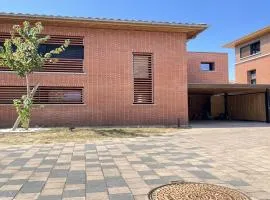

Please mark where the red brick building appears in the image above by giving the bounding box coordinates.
[187,52,228,84]
[224,26,270,84]
[2,13,260,128]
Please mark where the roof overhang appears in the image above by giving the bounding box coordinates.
[189,83,270,95]
[0,12,208,39]
[224,26,270,48]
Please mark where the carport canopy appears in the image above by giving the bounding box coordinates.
[188,83,270,95]
[188,83,270,123]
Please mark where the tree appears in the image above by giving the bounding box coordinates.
[0,21,70,130]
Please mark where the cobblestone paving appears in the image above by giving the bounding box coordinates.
[0,121,269,200]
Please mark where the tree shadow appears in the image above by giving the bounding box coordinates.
[91,128,150,137]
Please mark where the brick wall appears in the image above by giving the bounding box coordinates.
[0,23,188,127]
[187,52,228,84]
[236,55,270,84]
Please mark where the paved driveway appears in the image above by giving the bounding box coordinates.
[0,121,270,200]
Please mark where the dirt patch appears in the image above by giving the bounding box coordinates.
[0,127,180,145]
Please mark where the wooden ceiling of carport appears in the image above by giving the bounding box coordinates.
[188,84,270,95]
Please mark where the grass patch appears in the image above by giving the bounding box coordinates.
[0,127,179,145]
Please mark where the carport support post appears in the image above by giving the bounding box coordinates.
[224,93,228,118]
[265,89,270,123]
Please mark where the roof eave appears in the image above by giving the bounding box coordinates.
[223,26,270,48]
[0,13,208,39]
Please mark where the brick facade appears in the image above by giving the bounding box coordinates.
[187,52,228,84]
[0,23,189,127]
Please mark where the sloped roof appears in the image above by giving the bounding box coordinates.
[0,12,208,39]
[224,25,270,48]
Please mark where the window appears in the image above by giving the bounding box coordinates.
[200,62,215,71]
[248,70,256,85]
[0,86,83,104]
[0,33,84,73]
[250,41,260,55]
[240,41,260,58]
[39,44,84,59]
[133,53,153,104]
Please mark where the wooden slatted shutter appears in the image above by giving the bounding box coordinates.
[133,53,153,104]
[0,33,84,73]
[0,33,83,45]
[0,86,83,104]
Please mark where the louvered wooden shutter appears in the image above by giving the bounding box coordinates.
[133,53,153,104]
[0,33,84,73]
[0,86,83,104]
[0,33,83,45]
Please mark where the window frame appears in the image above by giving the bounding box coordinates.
[132,52,154,105]
[247,69,256,85]
[200,62,215,72]
[0,86,84,105]
[0,33,85,73]
[240,40,261,59]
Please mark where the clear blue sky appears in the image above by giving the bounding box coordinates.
[1,0,270,80]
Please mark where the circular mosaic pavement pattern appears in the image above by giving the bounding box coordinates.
[148,182,251,200]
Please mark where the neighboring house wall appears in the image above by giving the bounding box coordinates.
[0,23,189,127]
[235,33,270,63]
[236,55,270,84]
[235,33,270,83]
[187,52,228,83]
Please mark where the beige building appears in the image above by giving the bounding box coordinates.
[225,26,270,84]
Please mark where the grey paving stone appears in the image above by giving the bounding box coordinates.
[195,164,212,168]
[85,144,96,151]
[105,177,127,187]
[21,167,36,171]
[130,161,143,164]
[161,176,181,183]
[101,165,116,169]
[179,163,193,168]
[188,170,218,179]
[9,158,29,166]
[49,169,69,178]
[109,193,134,200]
[0,191,17,197]
[66,171,85,184]
[38,195,62,200]
[140,157,155,162]
[0,174,13,178]
[0,182,5,188]
[63,189,85,198]
[145,179,167,185]
[86,164,100,168]
[66,177,85,184]
[33,154,47,158]
[86,180,106,193]
[7,179,27,185]
[185,153,200,158]
[8,153,23,157]
[100,159,114,163]
[138,170,156,176]
[72,156,85,161]
[227,179,250,186]
[41,159,57,165]
[36,168,52,173]
[21,181,45,193]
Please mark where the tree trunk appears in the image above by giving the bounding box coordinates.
[25,74,30,98]
[12,83,40,131]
